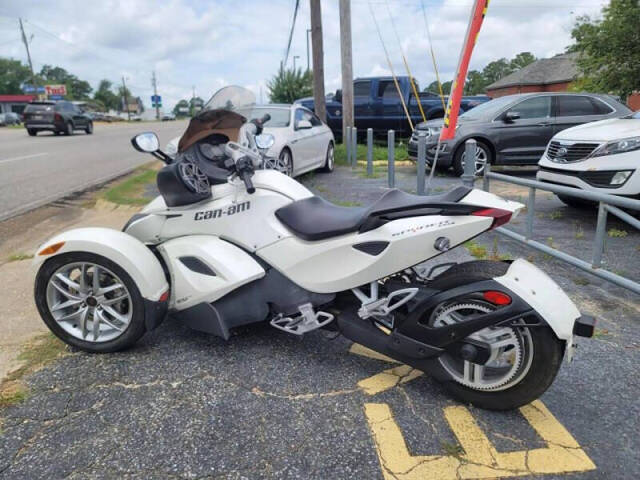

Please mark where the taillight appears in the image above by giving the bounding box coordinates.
[483,290,512,305]
[471,208,512,229]
[54,113,63,122]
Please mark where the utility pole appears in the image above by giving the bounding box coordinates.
[339,0,354,138]
[151,70,160,120]
[19,18,37,95]
[122,76,131,121]
[293,55,300,72]
[306,28,311,71]
[310,0,326,122]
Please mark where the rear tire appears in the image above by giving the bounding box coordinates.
[85,121,93,134]
[27,129,37,136]
[65,121,73,136]
[425,260,565,410]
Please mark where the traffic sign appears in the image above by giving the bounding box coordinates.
[151,95,162,107]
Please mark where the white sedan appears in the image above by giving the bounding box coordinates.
[165,104,335,177]
[537,111,640,205]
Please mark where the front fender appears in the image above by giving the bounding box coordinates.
[33,227,168,301]
[495,259,579,341]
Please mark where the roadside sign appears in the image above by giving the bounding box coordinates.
[22,85,46,94]
[45,84,67,97]
[151,95,162,107]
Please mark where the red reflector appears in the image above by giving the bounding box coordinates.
[483,291,511,305]
[159,290,170,302]
[472,208,512,229]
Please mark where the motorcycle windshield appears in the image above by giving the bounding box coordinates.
[178,86,256,153]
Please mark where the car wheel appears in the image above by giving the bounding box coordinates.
[278,148,293,176]
[85,121,93,134]
[34,252,148,353]
[27,129,37,136]
[453,140,492,176]
[320,142,335,173]
[54,130,61,136]
[65,122,73,136]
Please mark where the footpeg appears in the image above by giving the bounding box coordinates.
[270,303,334,335]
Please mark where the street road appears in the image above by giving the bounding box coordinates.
[0,121,187,221]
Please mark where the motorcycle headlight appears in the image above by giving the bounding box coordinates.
[589,136,640,157]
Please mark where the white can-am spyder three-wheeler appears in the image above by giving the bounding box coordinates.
[33,86,595,410]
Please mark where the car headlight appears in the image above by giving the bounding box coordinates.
[610,170,633,185]
[589,136,640,157]
[428,126,442,137]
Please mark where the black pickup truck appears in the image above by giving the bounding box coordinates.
[295,76,489,139]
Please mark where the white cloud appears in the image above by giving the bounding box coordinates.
[0,0,606,109]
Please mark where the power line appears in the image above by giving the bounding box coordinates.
[283,0,300,68]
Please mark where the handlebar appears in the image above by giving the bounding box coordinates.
[240,168,255,194]
[250,113,271,135]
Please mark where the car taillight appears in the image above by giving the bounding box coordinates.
[471,208,512,229]
[54,113,63,122]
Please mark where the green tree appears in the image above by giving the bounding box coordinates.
[464,70,487,95]
[93,79,119,111]
[39,64,92,99]
[569,0,640,100]
[510,52,537,71]
[482,58,514,86]
[0,58,36,94]
[173,99,190,116]
[267,65,313,103]
[424,80,452,95]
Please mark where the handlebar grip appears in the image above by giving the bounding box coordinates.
[260,113,271,124]
[240,169,255,194]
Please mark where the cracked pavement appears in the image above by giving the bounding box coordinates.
[1,165,639,479]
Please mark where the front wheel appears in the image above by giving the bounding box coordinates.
[452,140,491,177]
[34,252,147,353]
[85,121,93,134]
[278,148,293,176]
[65,121,73,135]
[320,142,334,172]
[425,261,565,410]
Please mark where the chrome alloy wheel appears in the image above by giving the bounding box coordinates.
[278,149,293,176]
[326,143,334,170]
[45,262,132,343]
[461,145,488,175]
[430,301,534,391]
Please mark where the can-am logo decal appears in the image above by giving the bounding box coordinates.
[194,201,250,220]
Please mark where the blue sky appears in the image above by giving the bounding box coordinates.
[0,0,606,110]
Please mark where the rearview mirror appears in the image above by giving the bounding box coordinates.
[504,111,521,122]
[296,120,312,130]
[131,132,159,152]
[256,133,275,149]
[334,89,342,103]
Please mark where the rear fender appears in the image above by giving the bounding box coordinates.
[495,259,579,341]
[33,227,168,301]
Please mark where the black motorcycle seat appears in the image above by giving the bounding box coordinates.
[275,186,472,241]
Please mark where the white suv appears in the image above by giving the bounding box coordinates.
[537,111,640,206]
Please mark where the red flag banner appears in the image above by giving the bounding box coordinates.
[439,0,489,141]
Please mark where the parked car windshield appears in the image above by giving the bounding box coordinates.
[248,107,290,127]
[459,95,516,120]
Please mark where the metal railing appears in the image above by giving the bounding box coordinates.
[342,130,639,294]
[481,161,640,295]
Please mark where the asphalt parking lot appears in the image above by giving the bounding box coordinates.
[0,164,638,479]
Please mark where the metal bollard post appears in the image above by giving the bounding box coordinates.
[351,127,358,168]
[345,126,352,166]
[592,201,608,268]
[461,138,476,187]
[366,128,373,176]
[387,130,395,188]
[482,163,491,191]
[526,187,536,240]
[417,132,426,195]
